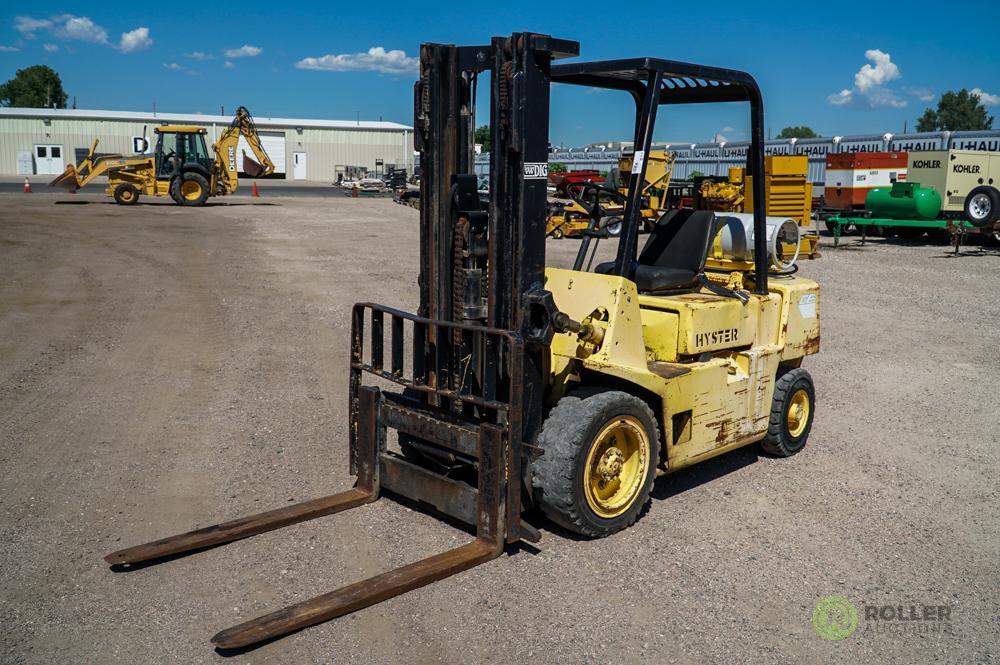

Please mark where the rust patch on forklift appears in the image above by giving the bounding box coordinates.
[803,334,820,355]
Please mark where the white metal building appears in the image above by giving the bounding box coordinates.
[0,107,413,182]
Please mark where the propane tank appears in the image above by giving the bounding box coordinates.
[714,213,801,270]
[865,182,941,220]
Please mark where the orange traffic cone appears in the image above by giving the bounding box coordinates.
[252,181,260,197]
[23,177,31,193]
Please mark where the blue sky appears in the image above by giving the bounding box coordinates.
[2,1,998,146]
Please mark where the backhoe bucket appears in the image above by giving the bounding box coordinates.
[242,152,266,179]
[49,165,81,193]
[105,304,526,649]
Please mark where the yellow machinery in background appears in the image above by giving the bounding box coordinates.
[50,106,274,206]
[699,155,819,258]
[547,151,675,238]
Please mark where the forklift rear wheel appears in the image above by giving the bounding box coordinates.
[532,389,658,537]
[760,368,815,457]
[113,184,139,205]
[173,173,210,206]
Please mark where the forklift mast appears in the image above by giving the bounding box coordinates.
[412,34,579,444]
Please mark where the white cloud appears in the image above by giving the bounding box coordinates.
[164,62,182,70]
[43,43,58,52]
[119,26,152,52]
[828,49,906,109]
[223,61,235,69]
[904,87,935,102]
[721,126,735,133]
[55,15,108,43]
[13,15,151,54]
[295,46,418,75]
[0,45,19,52]
[185,51,212,60]
[828,89,853,106]
[14,16,52,38]
[971,87,1000,106]
[223,45,261,58]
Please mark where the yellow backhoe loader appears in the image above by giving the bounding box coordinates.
[49,106,274,206]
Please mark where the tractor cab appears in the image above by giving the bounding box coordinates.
[153,126,212,180]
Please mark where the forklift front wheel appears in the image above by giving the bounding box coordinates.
[113,183,140,205]
[760,368,815,457]
[551,227,564,239]
[532,390,658,537]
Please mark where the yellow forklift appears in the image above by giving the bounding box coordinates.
[105,34,820,649]
[50,106,274,206]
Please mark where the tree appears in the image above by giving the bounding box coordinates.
[776,126,817,139]
[916,89,994,132]
[474,125,490,153]
[0,65,68,108]
[549,162,567,173]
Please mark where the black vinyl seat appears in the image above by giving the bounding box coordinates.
[596,209,717,293]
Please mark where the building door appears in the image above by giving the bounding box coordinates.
[293,152,307,180]
[34,144,65,175]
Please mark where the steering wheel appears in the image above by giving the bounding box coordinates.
[567,182,627,228]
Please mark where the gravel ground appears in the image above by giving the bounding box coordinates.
[1,192,998,665]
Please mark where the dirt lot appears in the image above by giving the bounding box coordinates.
[1,192,997,665]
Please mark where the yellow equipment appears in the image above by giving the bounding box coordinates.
[547,150,675,238]
[49,106,274,206]
[697,156,820,258]
[103,36,821,649]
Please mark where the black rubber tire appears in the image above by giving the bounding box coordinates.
[604,216,623,237]
[172,172,210,207]
[760,368,815,457]
[964,186,1000,228]
[532,389,658,538]
[113,183,139,205]
[551,226,564,239]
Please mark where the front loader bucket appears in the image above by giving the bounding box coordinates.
[49,165,81,193]
[242,152,265,179]
[105,304,528,649]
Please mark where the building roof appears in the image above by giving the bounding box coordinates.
[0,107,412,131]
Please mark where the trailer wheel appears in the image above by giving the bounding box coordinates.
[532,389,658,538]
[113,183,140,205]
[964,187,1000,228]
[760,368,815,457]
[173,173,210,206]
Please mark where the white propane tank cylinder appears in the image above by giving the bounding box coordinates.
[715,213,801,270]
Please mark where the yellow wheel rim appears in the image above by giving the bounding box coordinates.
[786,388,810,438]
[120,189,133,201]
[180,180,202,200]
[583,416,649,519]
